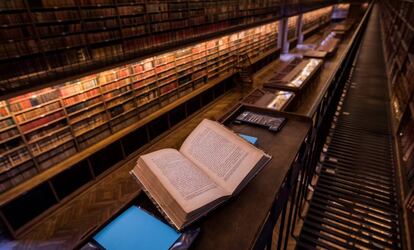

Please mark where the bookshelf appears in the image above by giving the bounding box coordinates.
[380,0,414,191]
[380,2,414,240]
[302,6,333,34]
[0,20,279,195]
[287,15,298,40]
[0,0,294,94]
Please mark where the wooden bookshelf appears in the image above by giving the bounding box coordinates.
[302,6,333,34]
[380,1,414,237]
[287,15,299,40]
[381,0,414,129]
[0,0,298,94]
[0,20,280,195]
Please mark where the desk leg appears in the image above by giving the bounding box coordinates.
[285,180,298,246]
[276,199,288,250]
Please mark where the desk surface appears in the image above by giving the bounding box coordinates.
[304,50,328,59]
[189,105,311,250]
[263,59,322,92]
[241,88,295,111]
[333,21,354,33]
[317,38,340,54]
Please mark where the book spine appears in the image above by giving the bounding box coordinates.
[129,171,180,231]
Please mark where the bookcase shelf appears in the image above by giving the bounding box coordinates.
[381,0,414,127]
[0,18,282,196]
[380,0,414,205]
[302,6,333,34]
[0,0,336,94]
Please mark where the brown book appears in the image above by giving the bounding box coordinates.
[130,119,271,230]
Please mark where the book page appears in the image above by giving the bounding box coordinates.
[180,119,266,194]
[140,148,227,213]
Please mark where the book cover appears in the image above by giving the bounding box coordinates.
[93,206,182,250]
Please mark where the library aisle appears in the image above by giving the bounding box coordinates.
[297,5,403,249]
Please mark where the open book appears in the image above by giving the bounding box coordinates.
[130,119,271,230]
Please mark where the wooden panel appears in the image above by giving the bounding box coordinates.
[2,183,57,231]
[51,161,92,200]
[214,81,226,97]
[169,104,187,128]
[148,114,170,140]
[186,96,201,116]
[90,142,123,176]
[201,88,215,106]
[121,126,149,157]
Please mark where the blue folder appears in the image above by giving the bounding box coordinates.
[94,206,181,250]
[239,133,258,145]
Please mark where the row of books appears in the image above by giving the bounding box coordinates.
[0,146,31,170]
[0,161,37,194]
[32,10,80,23]
[14,102,62,124]
[111,109,139,132]
[0,128,19,142]
[9,88,60,112]
[0,136,24,155]
[63,88,101,106]
[120,15,145,26]
[77,124,111,150]
[302,6,333,29]
[29,129,73,157]
[37,141,76,170]
[0,0,285,10]
[69,104,105,125]
[118,5,145,16]
[0,40,40,59]
[0,19,262,62]
[60,78,98,96]
[0,27,34,42]
[0,0,25,9]
[72,112,108,136]
[20,110,65,133]
[84,19,119,31]
[0,118,14,129]
[25,119,67,144]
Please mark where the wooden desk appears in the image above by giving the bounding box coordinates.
[241,88,295,111]
[189,105,311,250]
[317,38,340,57]
[333,20,355,37]
[303,50,328,59]
[263,59,323,92]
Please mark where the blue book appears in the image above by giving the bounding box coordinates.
[238,133,258,145]
[93,206,181,250]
